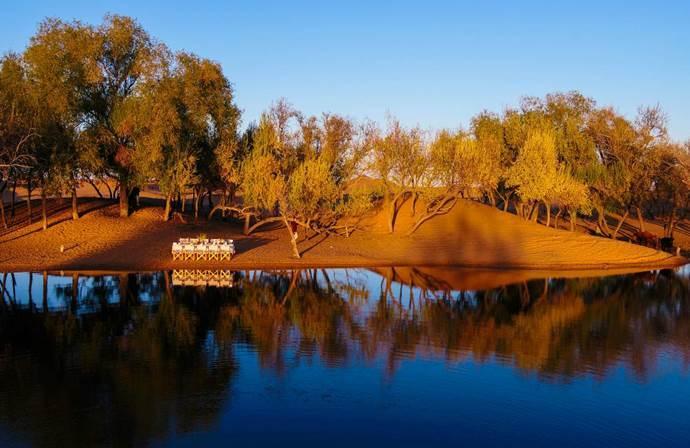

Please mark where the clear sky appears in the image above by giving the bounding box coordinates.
[2,0,689,140]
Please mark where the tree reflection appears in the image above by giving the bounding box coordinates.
[0,272,237,447]
[1,268,690,445]
[364,268,690,380]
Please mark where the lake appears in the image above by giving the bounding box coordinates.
[1,267,690,447]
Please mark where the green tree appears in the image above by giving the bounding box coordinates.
[369,118,427,232]
[240,101,369,257]
[134,52,239,221]
[471,111,508,207]
[506,127,560,223]
[79,14,167,217]
[0,54,37,228]
[24,18,100,223]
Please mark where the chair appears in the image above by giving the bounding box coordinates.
[208,244,220,260]
[183,244,195,260]
[219,244,230,260]
[172,242,182,260]
[195,244,208,260]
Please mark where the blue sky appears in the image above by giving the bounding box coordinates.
[2,1,689,140]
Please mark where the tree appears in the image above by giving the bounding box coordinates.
[0,54,37,228]
[551,167,591,231]
[471,111,507,207]
[176,53,240,219]
[79,14,167,218]
[240,102,369,257]
[585,106,662,237]
[506,127,560,222]
[628,105,667,231]
[210,123,255,231]
[134,52,240,221]
[652,143,690,238]
[24,18,100,222]
[369,118,427,232]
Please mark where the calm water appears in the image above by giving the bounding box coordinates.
[1,267,690,447]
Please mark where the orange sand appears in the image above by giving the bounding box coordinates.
[0,193,684,273]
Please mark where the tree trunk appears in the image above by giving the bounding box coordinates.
[41,188,47,230]
[0,181,6,229]
[528,201,538,222]
[596,206,611,237]
[244,214,251,235]
[670,215,678,239]
[544,201,551,227]
[26,181,32,225]
[105,181,114,199]
[180,192,186,212]
[554,208,562,229]
[283,216,301,258]
[207,188,214,210]
[228,186,235,206]
[163,194,172,221]
[87,179,104,198]
[636,206,645,232]
[119,183,129,217]
[406,195,457,235]
[0,197,5,229]
[10,179,17,219]
[488,190,496,207]
[499,190,512,212]
[569,211,576,231]
[666,207,677,238]
[194,188,201,221]
[71,187,79,220]
[411,191,419,216]
[246,216,284,235]
[611,210,629,240]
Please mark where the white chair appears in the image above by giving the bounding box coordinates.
[195,244,208,260]
[172,242,183,260]
[183,244,195,260]
[219,244,230,260]
[208,244,220,260]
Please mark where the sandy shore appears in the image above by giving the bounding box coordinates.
[0,196,685,273]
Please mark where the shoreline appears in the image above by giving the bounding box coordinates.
[2,256,686,274]
[6,261,685,295]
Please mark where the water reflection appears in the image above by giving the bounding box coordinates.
[0,267,689,446]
